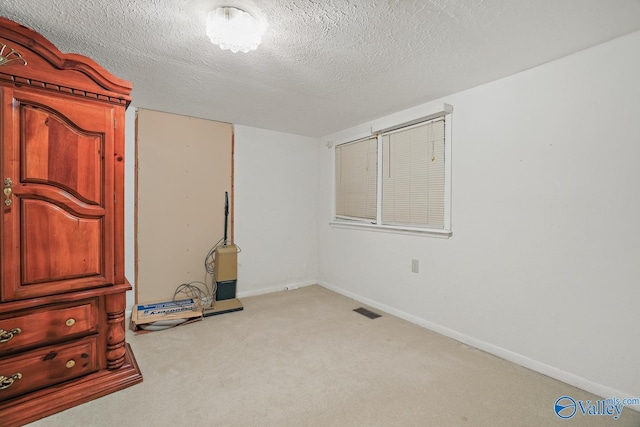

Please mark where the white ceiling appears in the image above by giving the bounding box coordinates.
[2,0,640,137]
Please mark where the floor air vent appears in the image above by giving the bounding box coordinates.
[353,307,381,319]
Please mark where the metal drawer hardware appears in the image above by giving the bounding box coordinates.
[65,318,76,327]
[65,360,76,369]
[0,327,22,343]
[3,178,12,206]
[0,373,22,390]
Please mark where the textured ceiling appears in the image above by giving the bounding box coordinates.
[1,0,640,137]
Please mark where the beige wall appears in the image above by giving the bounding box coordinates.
[136,109,232,303]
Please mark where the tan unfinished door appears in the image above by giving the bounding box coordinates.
[135,109,232,303]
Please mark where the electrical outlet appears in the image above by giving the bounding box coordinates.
[411,259,419,273]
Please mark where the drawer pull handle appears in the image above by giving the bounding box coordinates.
[66,360,76,368]
[0,373,22,390]
[65,318,76,327]
[0,327,22,343]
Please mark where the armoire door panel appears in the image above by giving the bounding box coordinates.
[1,88,115,301]
[21,199,103,284]
[21,105,104,205]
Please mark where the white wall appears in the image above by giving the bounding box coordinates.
[317,30,640,399]
[234,125,319,295]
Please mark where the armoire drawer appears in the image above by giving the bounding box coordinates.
[0,336,98,402]
[0,300,97,354]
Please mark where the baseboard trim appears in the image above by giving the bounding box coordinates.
[237,280,316,298]
[318,280,639,411]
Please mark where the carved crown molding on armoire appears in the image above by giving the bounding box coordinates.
[0,17,142,426]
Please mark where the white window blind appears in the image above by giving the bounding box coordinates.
[335,137,377,222]
[382,118,445,228]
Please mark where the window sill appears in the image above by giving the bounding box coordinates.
[329,221,452,238]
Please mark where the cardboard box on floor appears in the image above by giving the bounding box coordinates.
[130,298,203,332]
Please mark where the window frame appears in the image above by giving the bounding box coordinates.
[330,104,453,238]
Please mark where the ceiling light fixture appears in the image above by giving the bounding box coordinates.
[206,7,265,53]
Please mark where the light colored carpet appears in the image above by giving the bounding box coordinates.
[27,285,639,426]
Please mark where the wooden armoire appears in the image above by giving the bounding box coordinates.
[0,17,142,426]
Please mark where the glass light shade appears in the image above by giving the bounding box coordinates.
[206,7,264,53]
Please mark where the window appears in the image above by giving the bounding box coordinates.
[335,136,377,222]
[333,106,452,236]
